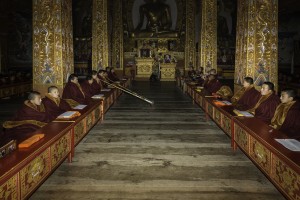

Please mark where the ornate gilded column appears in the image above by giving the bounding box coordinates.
[92,0,109,70]
[32,0,73,94]
[112,0,123,71]
[199,0,217,72]
[185,0,196,71]
[235,0,278,91]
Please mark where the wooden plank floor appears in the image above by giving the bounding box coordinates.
[26,82,284,199]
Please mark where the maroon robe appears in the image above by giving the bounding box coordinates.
[62,82,87,104]
[108,72,119,82]
[3,101,50,141]
[81,81,94,99]
[204,79,222,94]
[235,87,261,111]
[279,101,300,138]
[98,75,108,88]
[187,70,196,79]
[42,95,71,121]
[253,93,281,124]
[91,80,102,95]
[196,76,205,86]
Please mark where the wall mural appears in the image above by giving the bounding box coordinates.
[278,32,296,65]
[73,0,92,71]
[8,11,32,68]
[73,0,92,37]
[217,0,237,66]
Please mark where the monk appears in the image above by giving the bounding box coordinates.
[195,67,205,85]
[270,89,300,138]
[202,69,217,86]
[187,66,196,80]
[98,70,109,88]
[204,74,222,94]
[248,82,280,123]
[62,74,87,106]
[42,86,71,121]
[81,75,94,99]
[231,77,261,110]
[2,91,50,139]
[209,69,217,75]
[91,70,102,95]
[108,67,120,82]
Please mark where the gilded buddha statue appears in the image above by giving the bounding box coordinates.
[131,0,178,38]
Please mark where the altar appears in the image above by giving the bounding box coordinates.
[122,0,186,82]
[160,63,176,81]
[134,38,178,81]
[135,57,176,81]
[135,57,154,79]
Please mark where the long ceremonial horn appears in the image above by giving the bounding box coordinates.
[99,78,154,105]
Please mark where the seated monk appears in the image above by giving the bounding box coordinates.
[270,89,300,138]
[187,66,196,80]
[2,91,50,140]
[231,77,261,110]
[42,86,71,121]
[62,74,87,107]
[98,70,109,88]
[105,66,110,73]
[108,67,120,82]
[81,75,94,99]
[91,70,102,95]
[248,82,280,123]
[204,74,222,94]
[202,69,217,87]
[195,67,205,85]
[213,85,233,100]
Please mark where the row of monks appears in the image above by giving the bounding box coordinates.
[187,67,300,138]
[1,67,120,141]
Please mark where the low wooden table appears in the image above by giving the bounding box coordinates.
[233,117,300,200]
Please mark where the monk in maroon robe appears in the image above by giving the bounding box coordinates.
[271,89,300,138]
[204,74,222,94]
[248,82,280,124]
[91,70,102,95]
[42,86,71,121]
[108,67,120,82]
[98,70,109,88]
[81,75,94,99]
[2,91,50,141]
[187,66,196,80]
[62,74,87,106]
[232,77,261,110]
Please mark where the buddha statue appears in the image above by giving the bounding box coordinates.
[131,0,178,38]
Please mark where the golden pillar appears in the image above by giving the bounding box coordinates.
[112,0,123,71]
[32,0,74,94]
[235,0,278,90]
[199,0,217,72]
[185,0,196,71]
[92,0,109,70]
